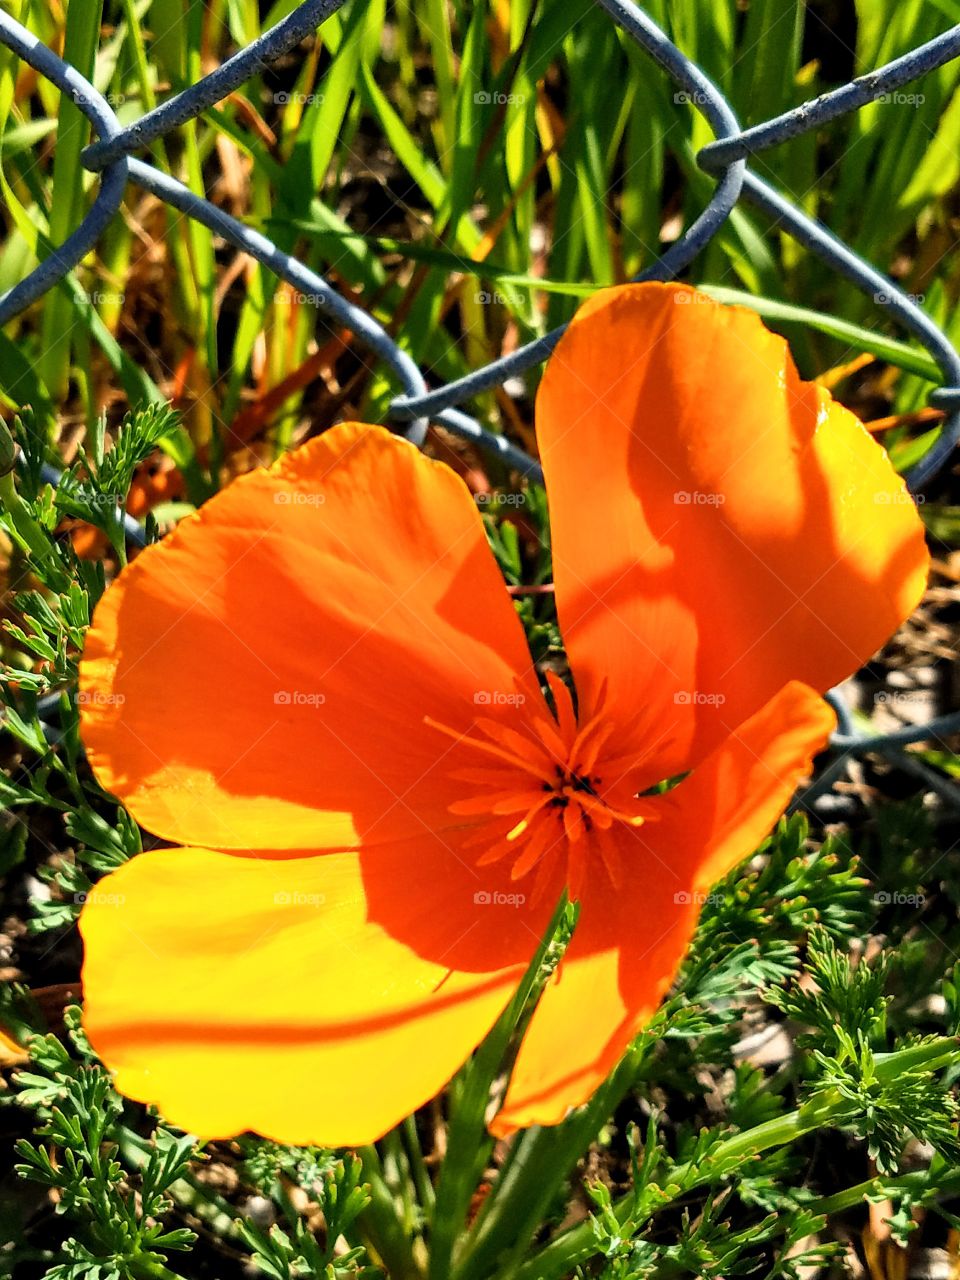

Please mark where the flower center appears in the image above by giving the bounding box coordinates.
[426,672,654,902]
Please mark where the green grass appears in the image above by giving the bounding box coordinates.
[1,0,959,484]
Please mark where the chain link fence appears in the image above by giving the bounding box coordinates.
[1,0,958,800]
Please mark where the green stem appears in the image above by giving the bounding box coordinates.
[808,1166,960,1216]
[874,1035,959,1081]
[509,1096,843,1280]
[428,895,568,1280]
[382,1128,418,1237]
[511,1036,960,1280]
[403,1115,435,1216]
[0,472,69,591]
[357,1144,425,1280]
[455,1047,646,1280]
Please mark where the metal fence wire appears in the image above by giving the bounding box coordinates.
[1,0,960,800]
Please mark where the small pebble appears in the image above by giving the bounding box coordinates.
[242,1195,276,1229]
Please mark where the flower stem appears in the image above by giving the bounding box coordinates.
[403,1114,436,1216]
[427,895,568,1280]
[454,1047,645,1280]
[808,1165,960,1216]
[0,471,69,592]
[509,1034,960,1280]
[874,1034,959,1080]
[357,1144,426,1280]
[509,1097,843,1280]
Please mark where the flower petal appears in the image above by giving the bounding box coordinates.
[537,282,928,782]
[80,833,553,1145]
[81,424,537,850]
[492,681,834,1133]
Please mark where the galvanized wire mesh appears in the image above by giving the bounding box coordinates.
[1,0,959,792]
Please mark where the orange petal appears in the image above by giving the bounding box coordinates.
[492,681,834,1133]
[80,832,555,1145]
[0,1027,28,1066]
[80,424,538,850]
[536,282,928,783]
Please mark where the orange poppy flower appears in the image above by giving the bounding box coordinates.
[78,283,927,1145]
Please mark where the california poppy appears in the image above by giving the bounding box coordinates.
[78,283,927,1144]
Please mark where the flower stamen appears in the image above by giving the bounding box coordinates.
[427,683,654,898]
